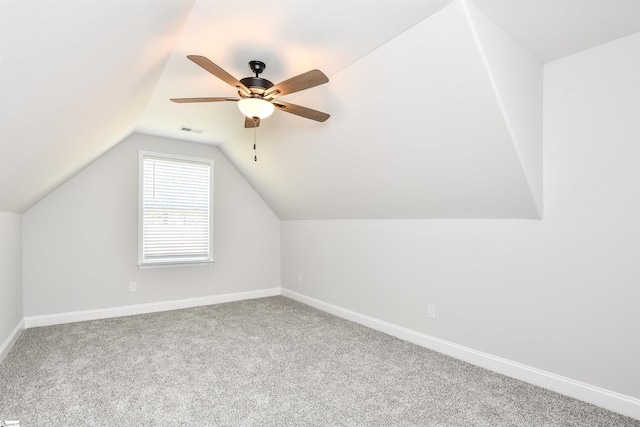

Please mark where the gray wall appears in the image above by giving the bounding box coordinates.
[0,212,23,349]
[281,34,640,398]
[23,133,280,316]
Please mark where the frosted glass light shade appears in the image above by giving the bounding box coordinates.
[238,98,275,119]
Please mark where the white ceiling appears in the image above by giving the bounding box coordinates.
[1,0,638,218]
[470,0,640,63]
[1,0,195,213]
[137,0,451,143]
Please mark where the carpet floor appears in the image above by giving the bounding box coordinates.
[0,296,637,426]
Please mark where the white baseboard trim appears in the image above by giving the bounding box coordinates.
[24,287,281,329]
[0,319,25,364]
[282,288,640,420]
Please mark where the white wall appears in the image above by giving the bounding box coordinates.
[281,33,640,399]
[23,133,280,316]
[0,212,23,349]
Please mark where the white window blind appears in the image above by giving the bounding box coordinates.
[139,152,213,266]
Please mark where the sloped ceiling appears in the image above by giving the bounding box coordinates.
[1,0,638,218]
[0,0,196,213]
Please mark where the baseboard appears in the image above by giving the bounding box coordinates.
[281,288,640,420]
[0,319,25,364]
[24,287,281,329]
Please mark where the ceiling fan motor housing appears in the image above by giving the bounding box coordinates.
[239,76,274,95]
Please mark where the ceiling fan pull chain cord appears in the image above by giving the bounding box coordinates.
[253,118,258,162]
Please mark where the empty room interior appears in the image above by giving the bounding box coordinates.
[1,0,639,424]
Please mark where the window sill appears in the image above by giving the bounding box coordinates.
[138,260,215,269]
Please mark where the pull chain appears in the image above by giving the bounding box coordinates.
[253,117,258,162]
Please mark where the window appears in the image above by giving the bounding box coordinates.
[138,151,213,267]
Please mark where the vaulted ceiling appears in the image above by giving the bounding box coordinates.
[1,0,638,218]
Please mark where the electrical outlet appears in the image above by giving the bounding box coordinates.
[427,305,435,319]
[297,273,302,284]
[129,282,137,292]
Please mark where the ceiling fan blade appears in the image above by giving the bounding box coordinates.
[273,101,330,122]
[264,70,329,98]
[170,97,239,103]
[245,117,261,128]
[187,55,251,96]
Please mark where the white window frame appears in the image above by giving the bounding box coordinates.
[138,151,214,268]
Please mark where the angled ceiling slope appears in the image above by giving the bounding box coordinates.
[1,0,638,219]
[137,0,451,144]
[0,0,195,213]
[219,0,543,220]
[216,0,638,220]
[470,0,640,64]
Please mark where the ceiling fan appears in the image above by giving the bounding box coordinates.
[171,56,330,128]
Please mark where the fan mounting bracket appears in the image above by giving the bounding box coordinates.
[248,60,267,77]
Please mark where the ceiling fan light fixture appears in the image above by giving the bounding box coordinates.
[172,57,330,128]
[237,98,275,119]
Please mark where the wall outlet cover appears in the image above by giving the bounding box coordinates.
[427,305,435,319]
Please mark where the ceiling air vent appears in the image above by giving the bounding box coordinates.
[179,126,205,134]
